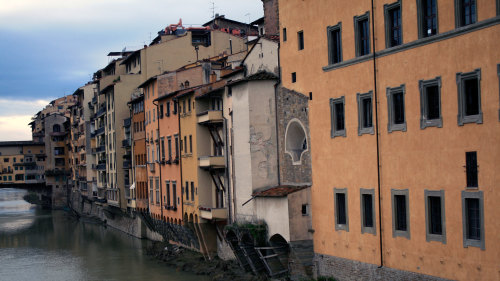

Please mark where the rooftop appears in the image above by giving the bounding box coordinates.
[252,185,310,197]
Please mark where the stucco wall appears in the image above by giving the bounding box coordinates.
[255,196,290,241]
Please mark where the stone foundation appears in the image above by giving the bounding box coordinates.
[315,253,452,281]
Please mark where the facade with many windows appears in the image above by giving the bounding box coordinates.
[279,0,500,280]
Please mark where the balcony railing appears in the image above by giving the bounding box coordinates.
[95,127,105,136]
[96,164,106,170]
[198,156,225,169]
[199,206,227,220]
[123,118,131,127]
[122,139,131,148]
[123,161,131,169]
[197,110,223,124]
[96,107,106,118]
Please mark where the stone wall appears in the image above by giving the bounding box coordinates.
[315,253,452,281]
[276,87,312,185]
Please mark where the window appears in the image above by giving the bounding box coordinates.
[159,105,164,119]
[391,189,410,239]
[384,1,402,47]
[172,181,177,209]
[330,96,346,138]
[360,188,376,234]
[419,77,442,128]
[166,102,170,117]
[188,98,191,112]
[167,137,172,161]
[302,204,310,216]
[386,85,406,132]
[283,28,287,42]
[174,135,179,159]
[291,72,296,83]
[466,151,478,188]
[327,23,342,65]
[334,188,348,231]
[173,100,178,115]
[149,178,154,203]
[457,69,482,125]
[3,158,8,162]
[425,190,446,243]
[357,91,374,135]
[184,136,187,153]
[53,124,61,133]
[455,0,476,28]
[189,135,192,153]
[417,0,438,38]
[161,138,165,161]
[185,181,189,200]
[166,181,170,207]
[354,12,370,57]
[298,31,304,50]
[155,177,160,204]
[462,191,484,249]
[191,182,194,201]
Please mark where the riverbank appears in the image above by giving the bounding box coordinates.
[146,241,267,281]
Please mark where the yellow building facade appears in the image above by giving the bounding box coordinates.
[279,0,500,280]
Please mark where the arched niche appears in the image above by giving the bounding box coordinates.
[284,119,308,165]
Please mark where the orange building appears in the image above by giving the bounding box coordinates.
[279,0,500,280]
[154,81,182,224]
[129,94,148,212]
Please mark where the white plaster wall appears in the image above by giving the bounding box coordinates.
[244,38,279,76]
[231,82,255,221]
[255,197,290,241]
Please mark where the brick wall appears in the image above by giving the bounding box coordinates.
[263,0,279,36]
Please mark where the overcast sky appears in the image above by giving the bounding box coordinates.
[0,0,263,141]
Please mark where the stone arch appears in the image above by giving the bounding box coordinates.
[189,214,194,223]
[284,119,308,165]
[194,214,198,223]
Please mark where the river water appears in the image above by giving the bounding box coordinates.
[0,188,206,281]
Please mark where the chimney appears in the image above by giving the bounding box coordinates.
[262,0,279,36]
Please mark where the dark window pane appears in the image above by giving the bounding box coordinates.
[358,19,370,56]
[466,151,478,187]
[298,31,304,50]
[428,196,442,234]
[330,29,342,64]
[283,28,287,41]
[466,198,480,240]
[464,78,479,116]
[426,85,440,119]
[423,0,437,36]
[362,97,373,128]
[336,193,346,225]
[395,195,407,231]
[363,194,373,227]
[335,103,344,131]
[389,7,401,46]
[393,92,405,124]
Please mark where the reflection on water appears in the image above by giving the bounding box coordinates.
[0,187,206,281]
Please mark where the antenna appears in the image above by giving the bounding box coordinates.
[210,2,216,20]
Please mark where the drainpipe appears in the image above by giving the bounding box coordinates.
[274,41,282,186]
[223,116,232,224]
[153,99,163,220]
[370,0,384,268]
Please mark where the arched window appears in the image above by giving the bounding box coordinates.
[285,119,308,165]
[53,124,61,133]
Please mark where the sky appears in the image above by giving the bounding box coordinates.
[0,0,263,141]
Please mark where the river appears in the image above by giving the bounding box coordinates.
[0,187,207,281]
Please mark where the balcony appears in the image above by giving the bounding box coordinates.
[123,118,131,128]
[197,110,223,125]
[122,139,131,148]
[198,156,225,169]
[96,163,106,171]
[96,107,106,118]
[199,206,227,220]
[123,160,131,169]
[94,145,105,154]
[95,126,105,136]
